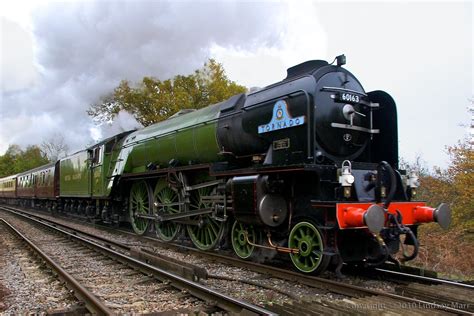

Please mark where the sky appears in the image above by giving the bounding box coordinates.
[0,0,472,169]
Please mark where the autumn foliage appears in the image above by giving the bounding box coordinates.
[88,59,246,126]
[418,141,474,230]
[409,140,474,278]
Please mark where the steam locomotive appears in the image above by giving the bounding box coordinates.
[0,55,451,274]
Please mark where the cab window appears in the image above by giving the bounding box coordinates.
[91,146,102,165]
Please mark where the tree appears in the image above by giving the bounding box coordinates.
[20,146,50,171]
[445,141,474,229]
[0,145,21,177]
[399,155,430,177]
[41,134,70,162]
[401,101,474,231]
[88,59,247,126]
[0,144,49,177]
[411,140,473,231]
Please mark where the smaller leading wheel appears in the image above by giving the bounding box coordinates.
[288,221,330,274]
[129,180,151,235]
[231,220,258,259]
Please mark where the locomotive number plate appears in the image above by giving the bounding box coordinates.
[273,138,290,150]
[339,93,360,103]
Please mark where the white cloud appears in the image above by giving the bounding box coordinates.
[0,0,289,153]
[0,18,37,92]
[211,1,327,88]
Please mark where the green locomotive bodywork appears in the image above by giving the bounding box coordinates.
[60,150,90,197]
[108,103,223,182]
[62,102,229,198]
[60,132,131,198]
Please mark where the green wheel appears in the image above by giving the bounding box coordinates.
[288,221,329,274]
[231,220,258,259]
[154,179,182,242]
[129,181,151,235]
[186,187,224,250]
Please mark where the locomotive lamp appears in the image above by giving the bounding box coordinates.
[339,160,355,198]
[407,170,420,197]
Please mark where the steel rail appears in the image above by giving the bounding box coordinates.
[134,228,474,315]
[52,220,474,313]
[4,207,132,251]
[4,205,473,315]
[173,247,473,315]
[0,218,112,315]
[94,226,474,315]
[0,206,275,315]
[1,206,208,281]
[374,267,474,290]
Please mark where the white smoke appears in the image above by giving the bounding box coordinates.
[0,0,326,153]
[90,110,142,142]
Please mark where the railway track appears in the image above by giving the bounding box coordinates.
[0,220,84,314]
[55,209,471,290]
[0,206,275,315]
[2,205,473,315]
[0,219,112,314]
[336,260,473,292]
[174,247,474,315]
